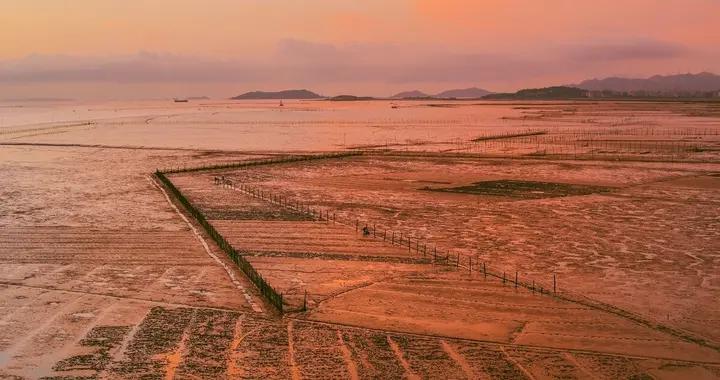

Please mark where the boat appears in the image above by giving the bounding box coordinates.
[174,98,189,103]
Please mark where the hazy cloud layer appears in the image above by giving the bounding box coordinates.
[0,39,694,82]
[566,40,688,61]
[2,0,718,98]
[0,38,714,99]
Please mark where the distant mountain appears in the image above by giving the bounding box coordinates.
[391,90,429,99]
[435,87,491,98]
[483,86,588,100]
[231,89,322,100]
[575,72,720,93]
[329,95,376,101]
[391,87,493,99]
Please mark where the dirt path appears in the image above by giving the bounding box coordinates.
[286,320,302,380]
[387,336,421,380]
[337,330,360,380]
[563,352,600,380]
[226,315,246,378]
[441,340,476,378]
[500,346,536,380]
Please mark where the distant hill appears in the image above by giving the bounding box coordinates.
[574,72,720,93]
[391,87,493,99]
[484,86,588,100]
[231,89,322,100]
[435,87,492,98]
[391,90,429,99]
[329,95,376,101]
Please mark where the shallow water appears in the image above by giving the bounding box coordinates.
[0,100,517,150]
[2,99,718,155]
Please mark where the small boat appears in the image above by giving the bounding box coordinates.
[279,100,284,107]
[174,98,189,103]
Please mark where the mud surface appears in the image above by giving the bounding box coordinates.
[2,99,719,378]
[227,154,720,348]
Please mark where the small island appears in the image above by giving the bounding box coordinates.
[483,86,588,100]
[231,89,323,100]
[329,95,376,101]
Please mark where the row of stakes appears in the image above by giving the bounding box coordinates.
[218,178,456,263]
[217,178,559,306]
[160,151,363,175]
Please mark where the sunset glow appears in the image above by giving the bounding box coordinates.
[1,0,719,99]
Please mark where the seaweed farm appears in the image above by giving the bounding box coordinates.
[1,99,720,379]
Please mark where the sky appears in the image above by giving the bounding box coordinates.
[1,0,719,99]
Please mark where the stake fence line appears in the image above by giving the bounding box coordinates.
[153,151,365,313]
[159,151,363,174]
[155,171,284,313]
[220,179,561,301]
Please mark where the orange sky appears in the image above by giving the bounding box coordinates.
[1,0,718,99]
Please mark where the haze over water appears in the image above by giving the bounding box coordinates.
[2,1,719,99]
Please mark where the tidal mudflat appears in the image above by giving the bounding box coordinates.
[1,99,719,379]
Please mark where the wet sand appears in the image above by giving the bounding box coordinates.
[1,99,719,378]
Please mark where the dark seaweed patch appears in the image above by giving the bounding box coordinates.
[455,343,529,379]
[233,317,291,379]
[52,326,131,374]
[292,321,349,379]
[176,309,240,377]
[426,180,612,199]
[203,208,314,221]
[342,330,405,380]
[391,335,466,379]
[110,307,195,378]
